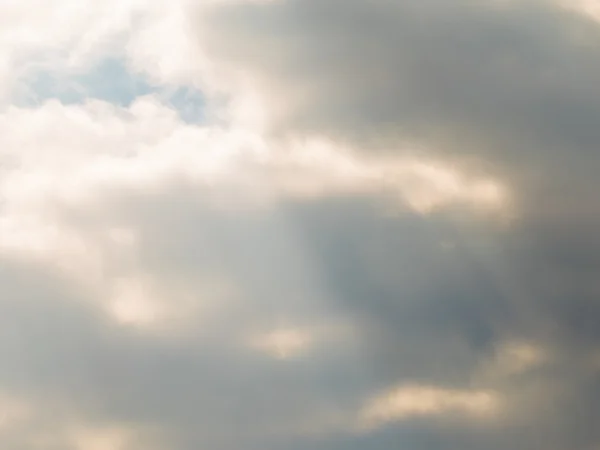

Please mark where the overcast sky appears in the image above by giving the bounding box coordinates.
[1,0,600,448]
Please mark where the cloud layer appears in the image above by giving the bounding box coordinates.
[1,0,600,449]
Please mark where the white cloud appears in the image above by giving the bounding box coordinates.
[249,327,313,359]
[480,340,548,380]
[359,384,501,431]
[561,0,600,22]
[247,320,355,360]
[0,95,510,340]
[0,96,508,260]
[0,393,31,434]
[69,425,134,450]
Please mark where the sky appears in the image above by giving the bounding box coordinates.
[1,0,600,448]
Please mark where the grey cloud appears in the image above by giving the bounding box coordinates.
[190,0,600,446]
[37,181,565,447]
[3,173,600,449]
[0,181,516,449]
[197,0,600,192]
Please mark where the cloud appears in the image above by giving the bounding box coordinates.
[193,0,600,201]
[359,384,500,430]
[1,0,600,449]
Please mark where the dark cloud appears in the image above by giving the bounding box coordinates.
[197,0,600,192]
[191,0,600,447]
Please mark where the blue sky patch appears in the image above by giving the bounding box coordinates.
[19,58,205,123]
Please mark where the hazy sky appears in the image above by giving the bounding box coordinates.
[1,0,600,448]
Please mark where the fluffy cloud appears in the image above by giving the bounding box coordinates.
[1,0,600,449]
